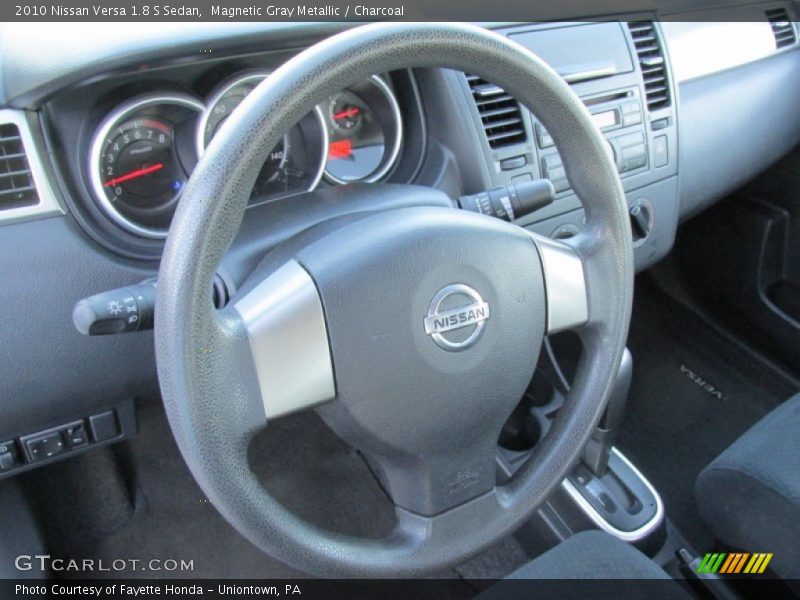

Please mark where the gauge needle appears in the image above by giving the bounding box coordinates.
[103,162,165,187]
[333,107,360,120]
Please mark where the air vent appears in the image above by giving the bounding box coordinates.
[0,123,38,210]
[766,8,797,48]
[627,21,671,111]
[466,74,527,149]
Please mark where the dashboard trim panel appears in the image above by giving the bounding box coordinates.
[661,20,791,83]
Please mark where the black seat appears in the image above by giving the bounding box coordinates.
[695,393,800,582]
[480,530,689,599]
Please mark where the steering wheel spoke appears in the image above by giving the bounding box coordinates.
[364,436,502,518]
[528,232,590,334]
[231,260,336,420]
[393,486,508,555]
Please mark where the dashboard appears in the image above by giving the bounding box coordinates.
[35,53,423,259]
[0,9,799,467]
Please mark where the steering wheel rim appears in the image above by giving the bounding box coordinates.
[155,22,633,577]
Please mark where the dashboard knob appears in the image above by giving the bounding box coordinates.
[629,202,652,241]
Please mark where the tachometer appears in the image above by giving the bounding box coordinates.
[323,76,402,184]
[89,93,203,238]
[101,119,182,208]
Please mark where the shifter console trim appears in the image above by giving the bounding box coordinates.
[561,447,664,542]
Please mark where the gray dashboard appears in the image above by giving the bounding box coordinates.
[0,9,799,468]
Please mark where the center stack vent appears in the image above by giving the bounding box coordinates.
[627,21,671,112]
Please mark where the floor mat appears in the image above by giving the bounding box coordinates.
[618,281,797,551]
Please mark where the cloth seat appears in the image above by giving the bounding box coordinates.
[695,393,800,581]
[480,530,689,599]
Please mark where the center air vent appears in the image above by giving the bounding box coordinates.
[766,8,797,48]
[466,75,527,149]
[627,22,671,112]
[0,123,38,210]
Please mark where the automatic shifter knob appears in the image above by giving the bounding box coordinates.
[583,348,633,477]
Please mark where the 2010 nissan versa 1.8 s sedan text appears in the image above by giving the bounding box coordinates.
[0,11,799,599]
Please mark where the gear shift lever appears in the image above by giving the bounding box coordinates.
[583,348,633,477]
[497,344,662,540]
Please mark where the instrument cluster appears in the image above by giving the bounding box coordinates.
[88,72,402,238]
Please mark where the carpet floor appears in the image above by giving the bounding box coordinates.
[618,281,796,551]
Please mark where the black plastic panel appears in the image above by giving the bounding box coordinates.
[0,23,354,108]
[0,400,136,479]
[0,215,158,441]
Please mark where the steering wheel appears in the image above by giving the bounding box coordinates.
[155,22,633,577]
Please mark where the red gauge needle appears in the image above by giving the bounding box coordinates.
[103,162,165,187]
[332,107,360,120]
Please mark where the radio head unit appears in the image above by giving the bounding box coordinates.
[535,88,651,193]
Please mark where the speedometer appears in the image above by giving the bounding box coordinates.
[89,93,203,238]
[197,71,327,204]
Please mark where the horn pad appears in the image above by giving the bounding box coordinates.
[297,206,546,515]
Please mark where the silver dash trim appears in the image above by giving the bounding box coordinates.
[561,448,664,543]
[528,232,589,334]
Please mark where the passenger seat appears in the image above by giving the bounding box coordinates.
[695,393,800,582]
